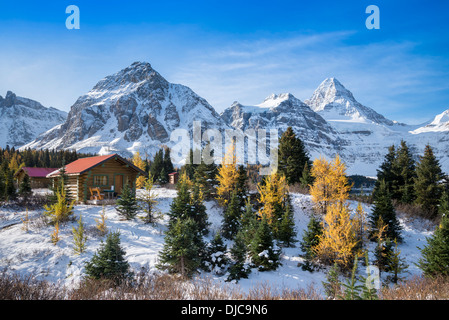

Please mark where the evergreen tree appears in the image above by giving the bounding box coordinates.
[84,231,132,285]
[374,145,398,199]
[394,140,416,204]
[169,173,192,224]
[116,183,138,220]
[18,174,32,203]
[240,198,258,247]
[150,149,164,182]
[227,230,251,282]
[414,144,444,218]
[299,214,323,270]
[249,216,281,271]
[368,180,402,243]
[206,232,229,275]
[221,189,242,240]
[159,167,168,184]
[157,217,205,278]
[418,214,449,277]
[278,127,311,185]
[236,165,249,208]
[299,162,314,190]
[189,183,210,236]
[3,166,16,201]
[322,262,341,299]
[163,147,174,175]
[386,239,408,284]
[276,199,297,247]
[439,189,449,218]
[194,152,218,201]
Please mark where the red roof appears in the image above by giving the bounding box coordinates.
[19,167,59,178]
[47,154,146,177]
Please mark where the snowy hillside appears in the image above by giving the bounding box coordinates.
[0,188,434,296]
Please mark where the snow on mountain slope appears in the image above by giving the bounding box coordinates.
[0,91,67,148]
[220,93,342,157]
[23,61,229,158]
[411,109,449,134]
[305,78,395,126]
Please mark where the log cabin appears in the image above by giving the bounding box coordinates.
[14,167,59,189]
[46,153,146,203]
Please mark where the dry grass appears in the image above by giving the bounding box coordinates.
[380,275,449,300]
[2,268,449,300]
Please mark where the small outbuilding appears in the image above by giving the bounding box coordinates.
[168,172,179,184]
[14,167,59,189]
[47,153,146,203]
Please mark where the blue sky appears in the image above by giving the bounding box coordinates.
[0,0,448,124]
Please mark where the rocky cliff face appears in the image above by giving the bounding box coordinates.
[24,61,228,157]
[0,91,67,148]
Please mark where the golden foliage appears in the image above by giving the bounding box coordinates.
[95,206,108,235]
[313,203,359,270]
[257,173,288,225]
[51,222,60,245]
[43,187,75,224]
[216,144,239,206]
[309,155,352,214]
[132,151,147,189]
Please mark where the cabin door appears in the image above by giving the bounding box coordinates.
[115,175,124,193]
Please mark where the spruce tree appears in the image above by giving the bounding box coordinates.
[240,198,258,247]
[227,230,251,282]
[394,140,416,204]
[299,162,314,190]
[368,180,402,243]
[116,183,138,220]
[206,232,229,275]
[221,189,242,240]
[189,183,210,236]
[418,214,449,277]
[299,214,323,270]
[157,217,204,278]
[278,127,311,185]
[249,215,281,271]
[276,199,297,247]
[414,144,444,218]
[168,174,192,224]
[150,149,164,182]
[84,231,133,285]
[374,145,397,196]
[18,174,32,203]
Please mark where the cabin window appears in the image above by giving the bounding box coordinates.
[93,175,108,187]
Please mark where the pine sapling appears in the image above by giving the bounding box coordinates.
[72,215,87,255]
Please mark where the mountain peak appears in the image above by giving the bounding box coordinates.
[305,78,393,125]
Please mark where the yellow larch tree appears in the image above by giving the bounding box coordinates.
[257,173,288,226]
[132,151,146,189]
[309,155,352,214]
[313,202,359,270]
[216,144,239,207]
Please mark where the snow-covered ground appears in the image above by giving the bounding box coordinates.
[0,187,435,297]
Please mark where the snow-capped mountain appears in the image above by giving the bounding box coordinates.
[220,93,342,155]
[20,62,449,176]
[0,91,67,148]
[305,77,395,126]
[24,61,229,157]
[411,109,449,134]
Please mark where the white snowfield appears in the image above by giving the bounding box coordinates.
[0,187,434,296]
